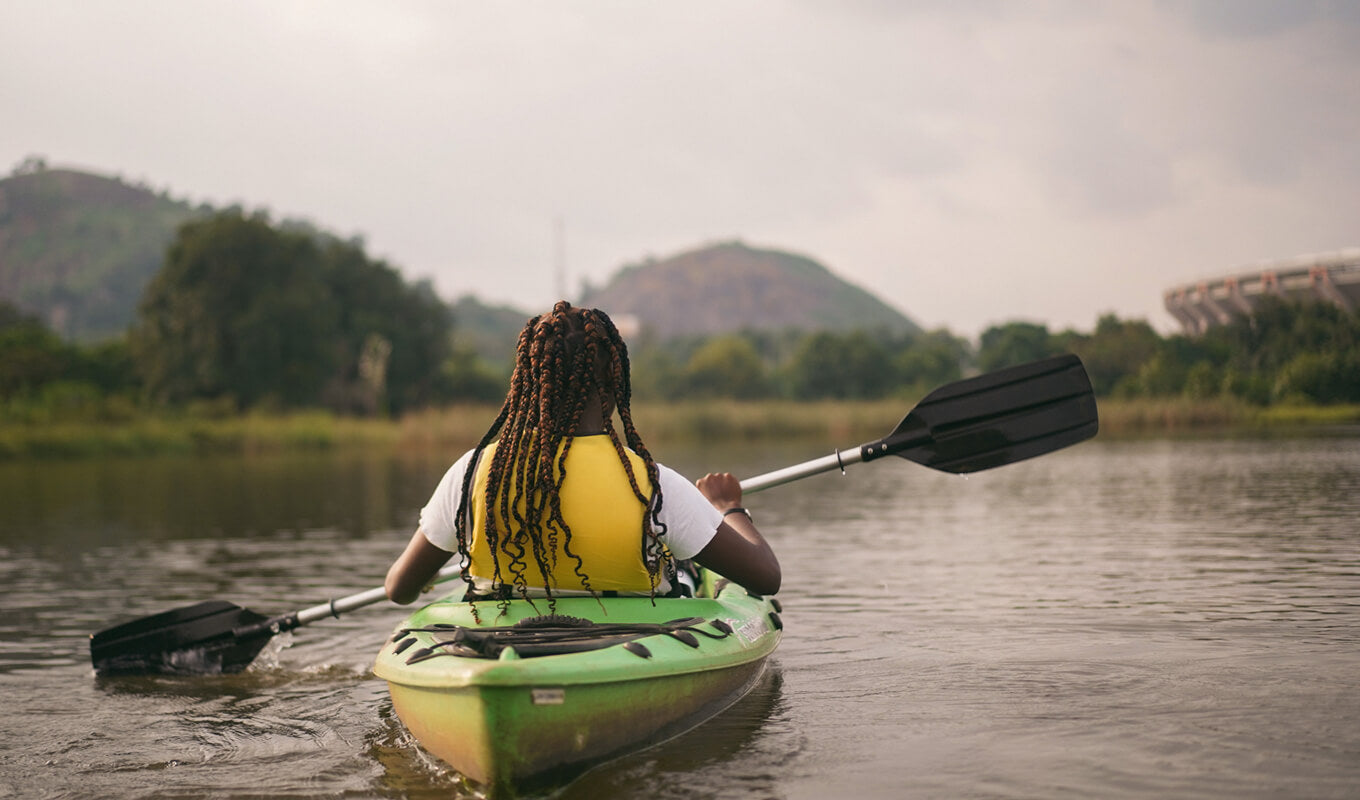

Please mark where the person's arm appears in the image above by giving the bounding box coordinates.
[390,449,475,604]
[692,472,781,595]
[385,528,454,605]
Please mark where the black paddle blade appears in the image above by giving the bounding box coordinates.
[90,600,274,676]
[868,354,1098,473]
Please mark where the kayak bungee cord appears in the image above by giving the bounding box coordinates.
[390,614,739,664]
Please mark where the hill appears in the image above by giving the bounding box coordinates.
[0,163,919,350]
[579,241,919,339]
[0,162,203,341]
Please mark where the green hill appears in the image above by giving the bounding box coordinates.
[579,241,919,339]
[0,162,202,341]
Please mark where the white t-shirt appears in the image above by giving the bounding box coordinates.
[419,447,722,588]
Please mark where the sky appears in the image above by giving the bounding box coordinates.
[3,0,1357,339]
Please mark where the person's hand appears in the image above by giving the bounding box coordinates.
[692,471,780,595]
[696,472,743,511]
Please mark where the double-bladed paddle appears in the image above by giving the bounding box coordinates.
[89,353,1098,676]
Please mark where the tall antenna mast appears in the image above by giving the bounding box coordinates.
[553,215,567,301]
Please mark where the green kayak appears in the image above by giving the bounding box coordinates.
[372,573,782,795]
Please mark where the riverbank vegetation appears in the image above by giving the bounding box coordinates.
[3,211,1358,458]
[4,396,1357,460]
[0,401,899,459]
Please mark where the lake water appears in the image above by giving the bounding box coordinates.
[1,430,1358,799]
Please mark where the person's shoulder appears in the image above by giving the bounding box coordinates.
[654,462,703,495]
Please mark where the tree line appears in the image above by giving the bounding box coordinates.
[2,210,1358,423]
[619,304,1358,406]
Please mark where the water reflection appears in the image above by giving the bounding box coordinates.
[0,450,448,547]
[560,666,790,800]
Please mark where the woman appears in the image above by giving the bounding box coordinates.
[386,301,780,607]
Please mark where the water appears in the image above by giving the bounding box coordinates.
[1,432,1358,799]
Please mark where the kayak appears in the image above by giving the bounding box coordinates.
[372,572,782,795]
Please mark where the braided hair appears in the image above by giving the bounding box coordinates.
[452,302,668,610]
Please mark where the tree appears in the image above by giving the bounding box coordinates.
[681,335,768,399]
[320,241,452,413]
[1198,298,1360,403]
[132,211,340,408]
[0,300,40,330]
[977,322,1064,373]
[440,345,508,403]
[787,331,895,400]
[1275,351,1360,404]
[0,301,138,421]
[10,155,48,176]
[131,211,454,413]
[0,303,70,398]
[1064,314,1163,396]
[895,329,969,392]
[628,340,685,401]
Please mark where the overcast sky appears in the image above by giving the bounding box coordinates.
[4,1,1357,338]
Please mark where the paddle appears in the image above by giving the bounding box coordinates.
[89,353,1097,676]
[740,352,1098,492]
[90,567,465,676]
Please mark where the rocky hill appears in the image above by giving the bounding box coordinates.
[0,163,202,341]
[579,241,918,339]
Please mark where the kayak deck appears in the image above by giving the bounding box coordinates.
[373,576,782,794]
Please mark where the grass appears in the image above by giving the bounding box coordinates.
[2,398,1358,459]
[1250,403,1360,427]
[0,411,399,459]
[1094,397,1254,436]
[1096,398,1360,436]
[391,399,906,453]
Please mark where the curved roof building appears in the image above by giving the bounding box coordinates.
[1164,249,1360,335]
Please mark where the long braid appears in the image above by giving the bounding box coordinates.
[450,319,530,620]
[591,310,669,589]
[548,318,594,596]
[522,313,568,598]
[505,316,553,608]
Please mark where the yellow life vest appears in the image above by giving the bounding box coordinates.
[466,435,657,593]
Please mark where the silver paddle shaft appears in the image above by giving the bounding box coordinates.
[293,564,466,625]
[739,448,865,494]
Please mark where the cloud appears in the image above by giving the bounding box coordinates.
[1176,0,1352,38]
[2,0,1356,336]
